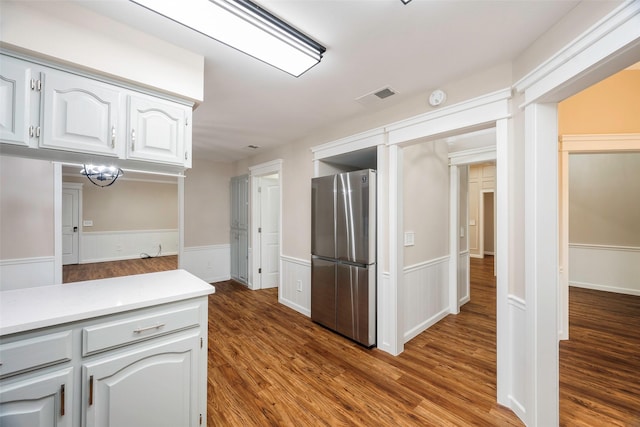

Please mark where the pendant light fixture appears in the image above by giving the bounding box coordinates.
[130,0,326,77]
[80,164,124,187]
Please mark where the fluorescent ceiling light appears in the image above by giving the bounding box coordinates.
[131,0,326,77]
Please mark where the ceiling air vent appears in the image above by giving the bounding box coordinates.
[246,145,260,149]
[374,87,395,99]
[355,86,397,106]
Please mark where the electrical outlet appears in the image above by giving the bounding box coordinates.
[296,280,302,292]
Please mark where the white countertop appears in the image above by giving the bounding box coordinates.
[0,269,215,336]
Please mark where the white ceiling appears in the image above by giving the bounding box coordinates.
[69,0,583,163]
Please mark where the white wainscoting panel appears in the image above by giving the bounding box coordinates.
[280,255,311,317]
[569,244,640,295]
[458,250,470,306]
[507,295,527,421]
[403,256,450,343]
[182,245,230,284]
[0,257,56,290]
[81,229,178,263]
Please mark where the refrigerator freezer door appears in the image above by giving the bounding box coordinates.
[311,257,337,330]
[336,170,376,265]
[336,263,376,347]
[311,175,336,258]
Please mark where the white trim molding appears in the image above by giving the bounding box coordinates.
[385,88,512,146]
[514,1,640,106]
[311,128,386,161]
[560,133,640,152]
[249,159,283,291]
[449,146,497,166]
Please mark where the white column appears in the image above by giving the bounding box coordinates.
[54,162,62,284]
[495,117,510,406]
[524,103,559,426]
[387,144,404,355]
[449,164,460,314]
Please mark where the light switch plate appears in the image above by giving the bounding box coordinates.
[83,220,93,227]
[404,231,415,247]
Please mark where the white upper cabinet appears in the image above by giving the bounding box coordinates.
[41,70,122,157]
[127,94,186,165]
[0,53,193,169]
[0,56,35,147]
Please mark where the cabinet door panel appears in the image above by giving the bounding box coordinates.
[41,71,121,156]
[83,333,198,427]
[0,368,73,427]
[128,95,185,165]
[0,57,31,146]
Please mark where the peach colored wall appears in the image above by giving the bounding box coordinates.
[558,70,640,135]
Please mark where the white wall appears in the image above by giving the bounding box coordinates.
[0,1,204,102]
[402,140,451,342]
[0,156,55,290]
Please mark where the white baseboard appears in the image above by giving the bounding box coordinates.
[569,281,640,296]
[0,256,56,290]
[404,308,449,343]
[181,245,230,283]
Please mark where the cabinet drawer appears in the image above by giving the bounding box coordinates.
[82,304,201,356]
[0,331,73,378]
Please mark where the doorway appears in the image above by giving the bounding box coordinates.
[256,174,280,289]
[249,160,282,291]
[61,183,82,265]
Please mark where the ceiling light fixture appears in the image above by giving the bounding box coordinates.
[80,164,124,187]
[130,0,326,77]
[401,0,412,4]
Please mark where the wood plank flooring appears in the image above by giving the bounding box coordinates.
[207,257,522,426]
[62,255,177,283]
[559,286,640,427]
[65,256,640,425]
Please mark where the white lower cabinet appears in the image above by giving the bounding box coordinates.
[0,297,209,427]
[83,332,199,427]
[0,367,73,427]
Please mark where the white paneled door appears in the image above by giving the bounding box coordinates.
[62,187,79,265]
[259,176,280,289]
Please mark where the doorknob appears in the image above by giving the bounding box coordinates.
[73,226,78,232]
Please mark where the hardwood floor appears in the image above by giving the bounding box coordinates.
[559,287,640,427]
[65,256,640,425]
[62,255,177,283]
[207,256,522,426]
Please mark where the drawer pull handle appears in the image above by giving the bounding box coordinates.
[133,323,166,334]
[89,375,94,406]
[60,384,66,416]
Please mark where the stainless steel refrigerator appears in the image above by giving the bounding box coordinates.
[311,169,376,347]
